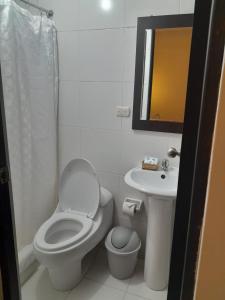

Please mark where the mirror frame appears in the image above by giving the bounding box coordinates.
[132,14,194,133]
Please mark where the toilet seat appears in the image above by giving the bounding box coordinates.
[34,159,100,253]
[34,212,93,252]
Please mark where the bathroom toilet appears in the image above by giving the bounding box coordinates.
[33,158,113,291]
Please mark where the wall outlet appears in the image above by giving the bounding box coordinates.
[116,106,131,117]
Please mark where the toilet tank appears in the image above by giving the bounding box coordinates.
[99,186,114,231]
[100,187,113,208]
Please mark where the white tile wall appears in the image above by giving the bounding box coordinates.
[79,29,124,82]
[122,82,135,130]
[41,0,79,31]
[58,31,79,81]
[59,81,80,126]
[34,0,195,255]
[58,126,81,173]
[80,128,123,174]
[123,27,137,82]
[124,0,180,27]
[180,0,196,14]
[79,0,125,30]
[79,82,122,130]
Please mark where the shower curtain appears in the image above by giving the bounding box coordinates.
[0,0,58,251]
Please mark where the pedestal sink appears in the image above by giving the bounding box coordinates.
[124,167,178,291]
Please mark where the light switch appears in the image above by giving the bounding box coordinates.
[116,106,131,117]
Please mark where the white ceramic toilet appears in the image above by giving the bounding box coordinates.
[33,158,113,291]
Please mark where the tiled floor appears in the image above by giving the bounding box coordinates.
[22,249,167,300]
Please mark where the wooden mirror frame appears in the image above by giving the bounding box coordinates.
[132,14,194,133]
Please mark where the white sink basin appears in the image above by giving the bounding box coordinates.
[125,167,178,199]
[124,166,179,291]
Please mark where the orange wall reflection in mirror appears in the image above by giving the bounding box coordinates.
[150,27,192,122]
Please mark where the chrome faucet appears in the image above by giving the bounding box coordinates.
[167,147,180,158]
[161,159,170,172]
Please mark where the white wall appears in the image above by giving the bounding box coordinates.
[26,0,194,255]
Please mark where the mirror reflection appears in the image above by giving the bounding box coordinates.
[141,27,192,123]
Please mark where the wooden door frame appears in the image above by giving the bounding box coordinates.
[168,0,225,299]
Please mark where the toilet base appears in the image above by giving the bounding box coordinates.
[48,259,82,291]
[33,187,113,291]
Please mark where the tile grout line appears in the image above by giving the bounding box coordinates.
[84,272,131,294]
[57,26,137,33]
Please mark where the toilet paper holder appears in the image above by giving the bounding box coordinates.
[123,198,143,213]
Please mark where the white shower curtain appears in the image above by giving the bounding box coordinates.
[0,0,58,251]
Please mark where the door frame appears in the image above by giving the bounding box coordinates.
[0,68,21,300]
[168,0,225,299]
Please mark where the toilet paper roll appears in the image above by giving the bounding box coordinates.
[122,202,136,217]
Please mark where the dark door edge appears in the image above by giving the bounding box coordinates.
[0,67,21,300]
[168,0,225,299]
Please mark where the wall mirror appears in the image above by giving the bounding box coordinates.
[132,14,193,133]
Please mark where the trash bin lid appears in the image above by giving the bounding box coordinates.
[111,226,140,251]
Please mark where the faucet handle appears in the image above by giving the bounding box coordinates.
[161,159,169,171]
[167,147,180,158]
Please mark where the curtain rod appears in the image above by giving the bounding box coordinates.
[19,0,54,18]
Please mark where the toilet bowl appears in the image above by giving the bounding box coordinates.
[33,158,113,291]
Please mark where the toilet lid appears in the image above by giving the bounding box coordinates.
[59,159,100,219]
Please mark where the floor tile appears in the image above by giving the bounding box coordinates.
[22,250,168,300]
[21,266,69,300]
[124,293,146,300]
[127,261,168,300]
[85,249,130,291]
[67,278,125,300]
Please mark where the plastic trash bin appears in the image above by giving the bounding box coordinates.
[105,226,141,279]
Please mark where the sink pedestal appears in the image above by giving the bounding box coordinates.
[144,196,175,291]
[124,166,178,291]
